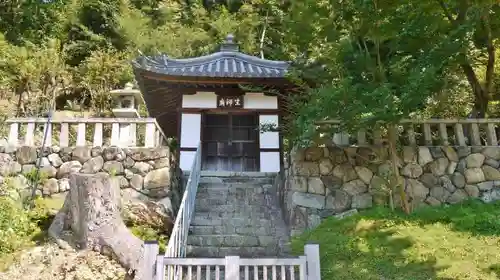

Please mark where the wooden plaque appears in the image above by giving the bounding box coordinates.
[217,95,244,108]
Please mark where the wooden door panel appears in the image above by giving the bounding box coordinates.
[202,113,259,172]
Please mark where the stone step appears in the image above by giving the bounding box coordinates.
[187,235,278,247]
[199,177,274,185]
[189,225,278,236]
[194,196,270,207]
[197,183,272,192]
[194,191,268,201]
[190,216,275,227]
[194,203,269,212]
[186,245,279,258]
[192,211,274,220]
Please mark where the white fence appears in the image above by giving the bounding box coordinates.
[4,117,168,147]
[165,143,202,260]
[142,243,321,280]
[317,118,500,147]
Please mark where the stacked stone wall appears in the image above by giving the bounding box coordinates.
[282,145,500,235]
[0,145,182,214]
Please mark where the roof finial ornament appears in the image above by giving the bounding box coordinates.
[220,33,239,52]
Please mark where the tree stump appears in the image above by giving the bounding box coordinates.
[49,173,147,279]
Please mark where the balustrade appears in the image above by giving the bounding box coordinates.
[4,117,167,148]
[316,119,500,147]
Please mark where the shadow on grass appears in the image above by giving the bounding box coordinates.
[30,213,55,244]
[487,264,500,278]
[291,199,500,280]
[369,199,500,237]
[292,217,452,280]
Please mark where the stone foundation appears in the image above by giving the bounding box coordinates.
[0,145,182,214]
[281,145,500,236]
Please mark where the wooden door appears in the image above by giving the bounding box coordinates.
[202,113,259,171]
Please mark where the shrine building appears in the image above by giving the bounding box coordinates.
[132,34,292,173]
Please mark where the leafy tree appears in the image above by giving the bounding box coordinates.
[0,37,70,117]
[281,0,498,212]
[75,48,133,115]
[0,0,69,45]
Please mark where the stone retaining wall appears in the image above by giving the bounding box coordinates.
[0,145,182,213]
[281,145,500,236]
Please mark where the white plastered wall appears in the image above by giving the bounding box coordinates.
[259,114,280,172]
[179,92,217,171]
[244,92,278,109]
[182,92,217,108]
[179,113,201,171]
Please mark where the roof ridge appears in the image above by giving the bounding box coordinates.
[132,49,290,78]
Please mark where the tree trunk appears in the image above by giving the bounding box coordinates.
[387,124,410,214]
[48,173,147,279]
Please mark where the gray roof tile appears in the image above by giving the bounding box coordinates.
[132,34,289,79]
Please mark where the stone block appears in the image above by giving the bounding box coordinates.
[342,179,367,196]
[307,177,325,195]
[351,193,373,209]
[464,168,485,184]
[324,189,351,213]
[355,166,373,184]
[401,163,423,178]
[442,146,458,162]
[466,153,485,168]
[418,147,433,166]
[291,192,325,209]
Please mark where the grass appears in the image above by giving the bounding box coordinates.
[0,195,169,271]
[291,199,500,280]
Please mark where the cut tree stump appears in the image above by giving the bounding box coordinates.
[49,172,148,280]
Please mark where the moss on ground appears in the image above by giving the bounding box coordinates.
[291,199,500,280]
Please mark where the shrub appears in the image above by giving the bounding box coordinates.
[0,197,39,257]
[130,224,168,254]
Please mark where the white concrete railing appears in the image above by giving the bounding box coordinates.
[4,117,168,148]
[317,118,500,147]
[163,143,202,279]
[143,243,321,280]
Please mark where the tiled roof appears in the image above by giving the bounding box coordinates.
[132,34,289,79]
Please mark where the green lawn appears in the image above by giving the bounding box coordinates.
[291,200,500,280]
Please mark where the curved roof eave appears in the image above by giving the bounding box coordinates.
[131,34,291,79]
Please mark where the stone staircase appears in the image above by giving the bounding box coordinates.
[186,173,290,258]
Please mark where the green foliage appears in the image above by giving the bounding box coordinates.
[292,200,500,280]
[0,0,284,119]
[0,178,53,263]
[283,0,500,145]
[130,225,168,254]
[24,168,48,186]
[75,48,133,115]
[0,0,69,45]
[0,197,38,257]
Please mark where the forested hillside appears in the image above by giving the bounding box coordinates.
[0,0,498,141]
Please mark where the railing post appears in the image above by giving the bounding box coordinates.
[305,244,321,280]
[155,255,165,280]
[145,122,156,148]
[43,122,52,147]
[25,121,35,146]
[8,123,19,146]
[60,123,69,147]
[225,256,240,280]
[93,122,103,147]
[143,241,159,280]
[76,122,86,146]
[111,122,120,146]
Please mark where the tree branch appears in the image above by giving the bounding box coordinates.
[482,10,495,95]
[436,0,454,22]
